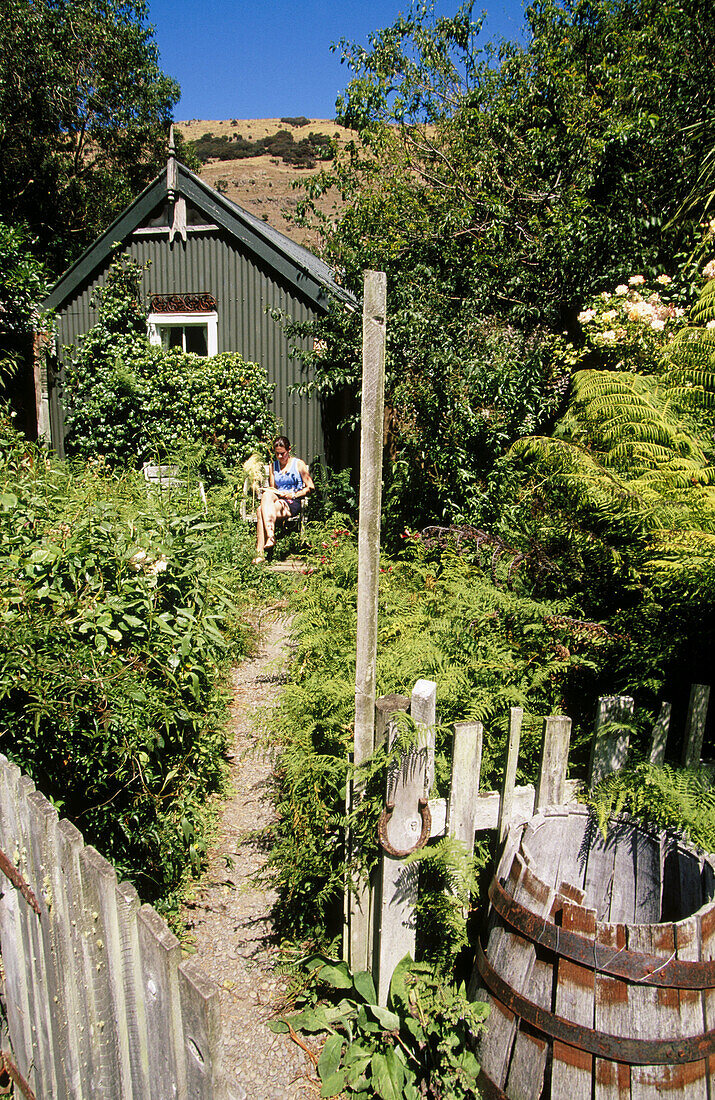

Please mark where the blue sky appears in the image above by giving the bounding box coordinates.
[147,0,529,121]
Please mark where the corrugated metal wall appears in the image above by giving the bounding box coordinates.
[53,228,323,463]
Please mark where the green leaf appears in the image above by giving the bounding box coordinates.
[352,969,377,1004]
[318,1033,344,1081]
[368,1004,400,1031]
[267,1019,289,1034]
[454,1049,481,1079]
[387,954,414,1013]
[308,956,353,990]
[370,1048,405,1100]
[287,1006,333,1033]
[320,1070,347,1098]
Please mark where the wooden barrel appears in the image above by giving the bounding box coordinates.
[472,805,715,1099]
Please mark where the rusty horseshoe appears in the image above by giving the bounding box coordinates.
[377,797,432,858]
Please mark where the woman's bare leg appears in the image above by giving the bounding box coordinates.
[255,491,290,557]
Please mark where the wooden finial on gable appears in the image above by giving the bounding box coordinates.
[167,123,177,203]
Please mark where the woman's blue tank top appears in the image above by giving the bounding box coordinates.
[273,457,303,493]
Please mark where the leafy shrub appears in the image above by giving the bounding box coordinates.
[280,116,311,127]
[271,954,488,1100]
[63,258,277,471]
[0,422,255,911]
[188,127,332,169]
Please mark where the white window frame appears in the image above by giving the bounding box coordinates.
[147,311,218,357]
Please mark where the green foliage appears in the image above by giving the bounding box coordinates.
[291,0,715,533]
[267,525,615,939]
[63,259,277,470]
[587,763,715,852]
[0,218,49,435]
[0,220,48,340]
[270,953,489,1099]
[0,421,263,911]
[410,835,491,972]
[0,0,179,274]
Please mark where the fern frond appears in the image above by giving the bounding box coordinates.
[691,279,715,327]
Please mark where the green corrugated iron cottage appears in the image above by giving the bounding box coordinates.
[40,140,356,464]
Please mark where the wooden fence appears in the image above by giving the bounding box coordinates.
[0,753,242,1100]
[347,680,712,1004]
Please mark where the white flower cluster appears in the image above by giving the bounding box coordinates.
[703,259,715,281]
[579,275,680,345]
[129,549,169,578]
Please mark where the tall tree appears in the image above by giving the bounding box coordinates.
[0,0,179,274]
[296,0,715,532]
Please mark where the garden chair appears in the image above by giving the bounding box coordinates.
[141,462,207,511]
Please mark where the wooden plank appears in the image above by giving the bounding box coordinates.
[77,846,127,1098]
[581,817,618,921]
[699,903,715,1095]
[448,721,483,851]
[478,851,559,1094]
[179,956,227,1099]
[57,817,105,1095]
[536,715,571,808]
[682,683,711,767]
[521,806,588,897]
[504,1031,548,1100]
[348,694,409,973]
[628,923,672,1100]
[137,903,187,1100]
[504,864,557,1099]
[594,921,630,1100]
[649,701,671,765]
[350,269,387,974]
[589,695,633,787]
[375,680,435,1005]
[551,900,597,1100]
[0,759,35,1087]
[26,789,75,1099]
[633,826,661,924]
[14,772,56,1099]
[498,707,523,845]
[607,820,638,924]
[475,854,530,1090]
[114,880,151,1099]
[28,792,84,1099]
[670,914,708,1098]
[80,845,134,1098]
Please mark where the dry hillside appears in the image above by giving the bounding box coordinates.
[175,118,352,251]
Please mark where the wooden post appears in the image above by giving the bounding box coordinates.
[447,722,484,853]
[375,680,436,1005]
[348,270,387,972]
[589,695,634,787]
[536,715,571,809]
[498,708,524,845]
[682,683,710,768]
[649,700,672,765]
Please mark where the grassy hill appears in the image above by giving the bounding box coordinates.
[175,118,352,250]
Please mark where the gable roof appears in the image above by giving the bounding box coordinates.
[44,160,356,312]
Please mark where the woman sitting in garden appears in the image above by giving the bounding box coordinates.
[254,436,314,562]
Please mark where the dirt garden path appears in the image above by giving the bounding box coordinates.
[181,608,320,1099]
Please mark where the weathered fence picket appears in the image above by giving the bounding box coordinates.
[0,754,241,1100]
[682,682,711,767]
[374,680,436,1005]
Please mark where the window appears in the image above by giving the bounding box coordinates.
[147,306,218,357]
